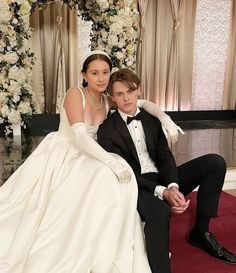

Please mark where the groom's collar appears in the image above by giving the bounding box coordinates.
[118,107,140,123]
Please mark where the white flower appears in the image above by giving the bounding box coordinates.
[115,51,126,61]
[110,22,123,35]
[8,80,21,95]
[17,0,31,17]
[126,43,135,54]
[0,1,12,23]
[124,0,134,5]
[4,52,19,64]
[97,0,109,11]
[8,109,21,124]
[12,95,20,103]
[0,117,4,124]
[18,101,32,114]
[1,105,10,118]
[8,66,26,84]
[12,18,18,24]
[0,92,8,104]
[126,60,133,67]
[108,34,118,46]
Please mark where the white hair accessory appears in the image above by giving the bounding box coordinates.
[81,50,111,69]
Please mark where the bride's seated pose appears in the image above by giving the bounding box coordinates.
[0,50,182,273]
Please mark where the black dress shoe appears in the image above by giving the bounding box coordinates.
[188,229,236,264]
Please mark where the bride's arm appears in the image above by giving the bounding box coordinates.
[137,99,184,144]
[63,89,131,183]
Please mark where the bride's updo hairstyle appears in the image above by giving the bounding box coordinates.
[81,50,112,87]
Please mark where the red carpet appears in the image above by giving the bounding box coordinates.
[170,192,236,273]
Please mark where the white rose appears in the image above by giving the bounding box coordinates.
[5,52,19,64]
[0,1,12,23]
[108,34,118,46]
[126,60,133,67]
[1,105,10,118]
[0,92,8,104]
[0,24,8,33]
[8,66,26,84]
[9,80,21,95]
[110,22,123,35]
[17,0,31,17]
[97,0,109,11]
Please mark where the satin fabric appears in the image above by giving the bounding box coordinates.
[0,90,151,273]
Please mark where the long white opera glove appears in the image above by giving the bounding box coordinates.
[71,122,131,183]
[138,100,184,144]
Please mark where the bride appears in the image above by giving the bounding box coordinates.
[0,50,182,273]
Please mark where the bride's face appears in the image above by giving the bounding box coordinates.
[83,59,111,93]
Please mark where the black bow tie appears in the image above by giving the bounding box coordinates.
[127,112,142,124]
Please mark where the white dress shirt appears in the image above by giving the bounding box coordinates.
[118,108,178,199]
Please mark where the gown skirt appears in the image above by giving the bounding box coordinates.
[0,131,151,273]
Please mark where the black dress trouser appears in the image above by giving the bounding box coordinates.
[137,153,226,273]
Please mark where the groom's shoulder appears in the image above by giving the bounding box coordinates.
[99,110,117,129]
[140,108,161,124]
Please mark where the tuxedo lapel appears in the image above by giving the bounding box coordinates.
[113,111,140,164]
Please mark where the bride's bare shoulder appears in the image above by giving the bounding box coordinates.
[64,87,84,108]
[66,87,83,96]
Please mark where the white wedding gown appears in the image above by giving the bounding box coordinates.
[0,90,151,273]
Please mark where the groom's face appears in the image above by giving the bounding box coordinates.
[111,81,140,116]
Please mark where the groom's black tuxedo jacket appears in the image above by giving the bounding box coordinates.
[97,108,179,194]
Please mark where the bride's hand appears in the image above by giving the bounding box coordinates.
[160,116,184,144]
[108,161,132,183]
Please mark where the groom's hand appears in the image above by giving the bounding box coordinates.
[171,200,190,214]
[163,186,190,214]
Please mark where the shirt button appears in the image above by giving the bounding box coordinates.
[135,126,137,128]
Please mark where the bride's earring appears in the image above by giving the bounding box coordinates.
[82,79,88,87]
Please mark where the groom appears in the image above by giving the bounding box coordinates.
[97,69,236,273]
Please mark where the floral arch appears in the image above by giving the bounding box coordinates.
[0,0,139,134]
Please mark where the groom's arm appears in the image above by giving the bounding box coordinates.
[97,123,125,159]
